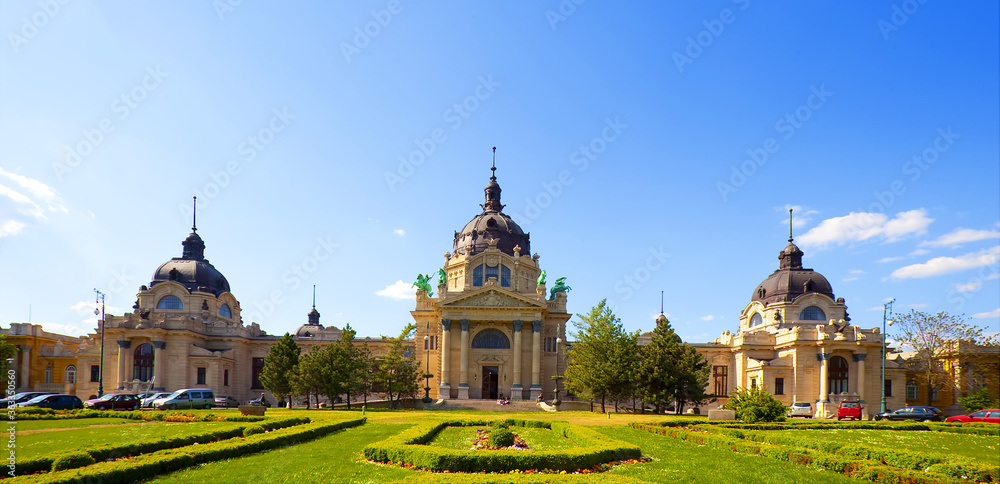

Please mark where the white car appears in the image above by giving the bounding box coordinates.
[142,392,171,408]
[788,401,813,418]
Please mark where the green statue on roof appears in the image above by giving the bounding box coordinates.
[549,277,571,300]
[437,268,447,287]
[413,273,434,297]
[537,270,547,286]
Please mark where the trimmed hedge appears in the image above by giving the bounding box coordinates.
[8,418,365,484]
[655,418,1000,437]
[363,419,641,473]
[16,416,310,475]
[49,452,94,472]
[10,408,269,423]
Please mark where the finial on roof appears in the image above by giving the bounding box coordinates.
[312,284,316,309]
[788,208,793,243]
[192,196,198,233]
[660,290,664,315]
[491,146,497,181]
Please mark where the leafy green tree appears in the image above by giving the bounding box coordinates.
[637,315,712,414]
[296,344,342,407]
[958,387,1000,413]
[564,300,638,413]
[259,333,300,408]
[891,310,998,406]
[723,386,786,423]
[0,335,16,376]
[355,341,375,407]
[335,324,362,409]
[375,324,420,408]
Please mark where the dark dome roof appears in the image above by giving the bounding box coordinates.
[452,162,529,257]
[150,228,231,296]
[751,241,834,304]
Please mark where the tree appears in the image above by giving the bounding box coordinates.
[0,335,16,376]
[891,310,998,406]
[564,300,638,413]
[636,315,713,414]
[297,344,342,407]
[958,387,1000,413]
[375,324,420,408]
[259,333,300,408]
[335,324,362,409]
[355,341,375,407]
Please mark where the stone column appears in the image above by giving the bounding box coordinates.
[18,345,31,390]
[439,319,452,399]
[511,320,523,400]
[116,340,131,390]
[529,320,542,400]
[817,351,829,417]
[458,319,470,400]
[853,353,867,415]
[152,341,166,390]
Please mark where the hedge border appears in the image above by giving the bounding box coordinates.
[8,418,365,484]
[654,418,999,437]
[363,419,642,473]
[12,408,268,423]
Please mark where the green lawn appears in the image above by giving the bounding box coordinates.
[16,421,244,459]
[16,418,133,431]
[769,428,1000,464]
[430,425,582,451]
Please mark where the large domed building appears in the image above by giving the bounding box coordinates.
[413,156,570,400]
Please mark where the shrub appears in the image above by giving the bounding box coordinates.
[723,386,787,423]
[51,451,95,472]
[243,424,266,437]
[488,428,515,448]
[958,387,1000,413]
[491,420,510,430]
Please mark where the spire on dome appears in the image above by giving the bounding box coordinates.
[307,284,321,325]
[788,208,793,243]
[779,207,804,270]
[181,196,206,260]
[481,146,504,212]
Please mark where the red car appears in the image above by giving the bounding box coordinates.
[837,400,863,420]
[945,409,1000,424]
[84,393,141,410]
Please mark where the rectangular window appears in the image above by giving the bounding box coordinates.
[425,338,428,350]
[484,264,499,283]
[197,367,207,385]
[750,377,758,390]
[90,365,100,383]
[500,266,511,287]
[774,377,784,395]
[473,265,483,286]
[884,379,892,397]
[930,385,939,401]
[431,336,436,349]
[713,366,728,396]
[252,357,265,389]
[224,369,230,387]
[905,381,918,400]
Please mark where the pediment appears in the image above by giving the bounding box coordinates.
[440,288,545,309]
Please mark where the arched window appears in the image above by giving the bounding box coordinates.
[220,303,232,318]
[134,343,154,382]
[484,264,499,283]
[157,295,183,310]
[44,364,53,383]
[500,265,511,287]
[64,365,77,384]
[800,306,826,321]
[750,313,763,327]
[828,356,848,394]
[905,380,918,399]
[473,265,484,287]
[471,329,511,349]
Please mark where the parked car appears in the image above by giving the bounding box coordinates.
[248,394,272,407]
[19,394,83,410]
[84,393,141,411]
[787,401,813,418]
[152,389,216,410]
[0,392,55,409]
[142,392,172,408]
[875,406,943,422]
[214,396,240,408]
[945,409,1000,424]
[837,400,863,421]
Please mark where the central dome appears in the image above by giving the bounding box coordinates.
[452,158,530,257]
[150,221,231,296]
[751,240,834,304]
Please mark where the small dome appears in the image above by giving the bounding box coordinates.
[751,241,834,304]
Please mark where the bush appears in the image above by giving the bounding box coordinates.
[50,451,95,472]
[958,387,1000,413]
[723,386,787,423]
[243,424,266,437]
[488,428,515,448]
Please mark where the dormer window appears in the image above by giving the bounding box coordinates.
[799,306,826,321]
[220,303,232,318]
[472,263,512,287]
[156,295,183,310]
[750,313,763,327]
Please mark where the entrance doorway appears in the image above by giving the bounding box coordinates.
[481,366,499,399]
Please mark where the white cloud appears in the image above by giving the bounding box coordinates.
[0,220,26,238]
[0,168,66,238]
[375,280,416,300]
[393,229,405,236]
[953,281,982,292]
[70,300,123,314]
[909,249,930,256]
[989,273,1000,280]
[890,246,1000,279]
[971,308,1000,319]
[921,228,1000,248]
[778,205,819,229]
[849,269,865,274]
[39,321,91,337]
[903,303,927,309]
[876,256,904,263]
[797,209,932,249]
[699,315,715,321]
[0,167,59,203]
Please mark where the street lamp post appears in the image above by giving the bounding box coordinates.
[422,326,433,404]
[880,298,895,414]
[94,289,106,398]
[551,336,563,406]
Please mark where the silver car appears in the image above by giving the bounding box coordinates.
[787,401,813,418]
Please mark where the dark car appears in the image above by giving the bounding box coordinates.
[20,394,84,410]
[84,393,140,411]
[837,400,863,421]
[945,409,1000,424]
[214,396,240,408]
[875,406,943,422]
[0,392,56,409]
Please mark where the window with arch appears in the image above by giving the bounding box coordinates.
[799,305,826,321]
[471,329,510,349]
[220,303,232,318]
[471,264,512,287]
[64,365,77,384]
[157,295,183,310]
[750,313,763,327]
[134,343,154,382]
[44,364,53,383]
[828,355,848,394]
[473,265,483,286]
[905,380,918,399]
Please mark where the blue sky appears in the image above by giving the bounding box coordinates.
[1,1,997,343]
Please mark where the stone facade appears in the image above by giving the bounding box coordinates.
[1,323,81,395]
